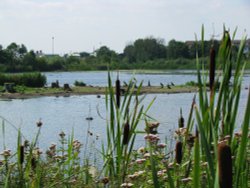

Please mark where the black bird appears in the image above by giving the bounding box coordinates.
[167,84,171,89]
[148,80,151,87]
[171,82,175,86]
[86,117,93,121]
[160,83,164,88]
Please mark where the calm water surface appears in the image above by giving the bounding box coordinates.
[0,71,249,152]
[44,70,198,86]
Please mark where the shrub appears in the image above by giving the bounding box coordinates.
[0,72,46,87]
[74,80,86,87]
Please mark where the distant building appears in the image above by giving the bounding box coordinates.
[244,39,250,54]
[43,54,61,58]
[35,50,44,57]
[69,52,81,57]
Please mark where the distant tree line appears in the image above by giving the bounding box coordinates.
[0,37,248,72]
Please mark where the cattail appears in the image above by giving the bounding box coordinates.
[218,143,232,188]
[209,46,216,91]
[178,108,184,128]
[175,141,182,164]
[19,145,24,165]
[195,126,199,138]
[123,122,130,145]
[116,75,121,108]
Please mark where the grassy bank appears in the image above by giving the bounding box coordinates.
[0,85,197,99]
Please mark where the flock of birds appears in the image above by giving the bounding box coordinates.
[85,81,176,121]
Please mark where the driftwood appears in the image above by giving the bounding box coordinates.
[63,83,72,91]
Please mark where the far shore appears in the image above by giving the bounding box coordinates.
[0,86,198,100]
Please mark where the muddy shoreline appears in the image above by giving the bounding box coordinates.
[0,86,198,100]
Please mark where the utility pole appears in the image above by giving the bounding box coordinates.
[52,36,54,55]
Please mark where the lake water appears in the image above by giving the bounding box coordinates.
[44,70,198,86]
[0,71,249,154]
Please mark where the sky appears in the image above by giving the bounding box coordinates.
[0,0,249,54]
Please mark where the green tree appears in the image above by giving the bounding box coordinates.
[167,40,189,59]
[79,52,90,58]
[123,37,166,63]
[23,50,37,71]
[123,45,136,63]
[96,46,117,63]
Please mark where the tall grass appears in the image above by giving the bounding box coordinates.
[101,72,155,186]
[194,26,249,187]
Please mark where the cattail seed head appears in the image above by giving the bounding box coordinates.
[178,109,184,128]
[195,126,199,138]
[209,46,216,91]
[19,145,24,165]
[116,78,121,108]
[218,143,232,188]
[175,141,182,164]
[123,122,130,145]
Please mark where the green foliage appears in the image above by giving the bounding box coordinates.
[101,73,152,186]
[194,28,249,187]
[1,37,249,72]
[74,80,86,87]
[167,39,189,59]
[185,81,198,86]
[124,37,166,63]
[0,72,46,87]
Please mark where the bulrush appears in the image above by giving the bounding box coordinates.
[178,109,184,128]
[116,74,121,108]
[19,145,24,165]
[195,126,199,138]
[123,122,130,145]
[175,141,182,164]
[218,143,232,188]
[209,46,216,92]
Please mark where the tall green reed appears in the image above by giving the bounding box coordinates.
[194,26,249,187]
[101,71,154,186]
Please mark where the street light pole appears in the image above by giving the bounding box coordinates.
[52,37,54,55]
